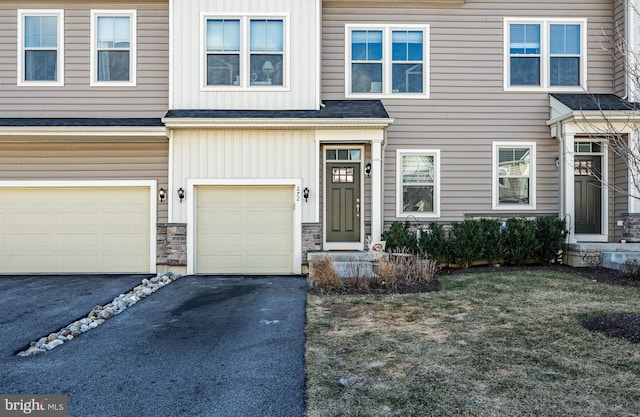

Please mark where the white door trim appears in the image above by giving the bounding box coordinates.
[322,145,365,251]
[186,178,302,275]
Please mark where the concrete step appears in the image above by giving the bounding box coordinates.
[307,251,385,279]
[602,252,640,271]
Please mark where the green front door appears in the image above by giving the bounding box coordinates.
[574,155,602,234]
[326,162,361,242]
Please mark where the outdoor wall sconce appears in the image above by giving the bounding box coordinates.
[555,157,560,168]
[158,188,167,203]
[365,163,372,177]
[303,187,310,202]
[177,187,185,202]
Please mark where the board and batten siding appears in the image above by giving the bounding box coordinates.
[0,1,169,118]
[0,142,169,222]
[170,0,319,110]
[323,0,616,222]
[170,129,317,223]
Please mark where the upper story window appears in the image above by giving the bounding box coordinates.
[505,18,586,91]
[17,10,64,86]
[346,24,429,98]
[204,16,285,89]
[492,142,536,210]
[90,10,137,86]
[396,149,440,218]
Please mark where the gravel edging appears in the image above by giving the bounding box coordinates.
[17,272,182,357]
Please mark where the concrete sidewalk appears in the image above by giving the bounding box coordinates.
[0,275,307,417]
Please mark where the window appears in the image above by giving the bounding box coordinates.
[347,24,429,98]
[204,16,285,88]
[505,18,586,90]
[91,10,136,86]
[493,142,536,209]
[396,150,440,217]
[17,10,64,86]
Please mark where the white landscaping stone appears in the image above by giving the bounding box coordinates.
[17,273,182,356]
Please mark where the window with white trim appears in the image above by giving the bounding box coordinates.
[493,142,536,209]
[204,16,285,88]
[505,18,586,90]
[90,10,136,85]
[346,24,429,98]
[17,10,64,86]
[396,150,440,217]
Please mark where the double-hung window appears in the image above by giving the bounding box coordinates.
[204,16,285,88]
[505,18,586,90]
[346,24,429,98]
[90,10,136,86]
[18,10,64,86]
[396,150,440,217]
[493,142,536,210]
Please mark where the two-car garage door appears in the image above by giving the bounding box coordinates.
[195,185,294,274]
[0,186,152,274]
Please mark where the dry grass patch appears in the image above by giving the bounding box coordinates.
[306,271,640,417]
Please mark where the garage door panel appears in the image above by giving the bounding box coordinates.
[196,185,294,274]
[0,187,151,273]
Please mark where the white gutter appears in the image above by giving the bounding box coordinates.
[162,117,395,129]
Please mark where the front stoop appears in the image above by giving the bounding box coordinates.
[307,251,386,279]
[565,242,640,270]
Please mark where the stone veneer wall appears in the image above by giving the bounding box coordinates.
[156,223,187,266]
[302,223,322,263]
[623,215,640,242]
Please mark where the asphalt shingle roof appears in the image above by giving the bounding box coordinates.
[164,100,390,119]
[0,118,164,127]
[551,93,640,111]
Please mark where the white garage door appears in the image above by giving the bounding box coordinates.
[196,185,294,274]
[0,187,151,273]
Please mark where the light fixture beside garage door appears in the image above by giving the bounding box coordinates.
[177,187,185,202]
[158,188,167,202]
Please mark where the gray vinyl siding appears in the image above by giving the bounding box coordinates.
[0,2,168,118]
[0,142,169,222]
[613,0,626,97]
[323,0,616,223]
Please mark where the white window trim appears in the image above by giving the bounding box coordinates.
[492,141,536,210]
[90,10,137,87]
[503,17,587,92]
[17,9,64,87]
[200,13,290,91]
[345,23,430,99]
[396,149,440,218]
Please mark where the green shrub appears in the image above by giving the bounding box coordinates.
[535,216,568,265]
[418,222,449,264]
[382,221,418,253]
[501,218,539,266]
[479,218,503,265]
[448,220,483,268]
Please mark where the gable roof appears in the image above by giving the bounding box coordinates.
[550,94,639,111]
[164,100,390,119]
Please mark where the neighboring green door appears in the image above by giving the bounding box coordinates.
[326,162,361,242]
[574,156,602,234]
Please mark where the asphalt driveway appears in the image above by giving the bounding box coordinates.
[0,274,307,417]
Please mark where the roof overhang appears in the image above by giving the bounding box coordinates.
[0,126,167,139]
[161,117,394,130]
[548,94,640,138]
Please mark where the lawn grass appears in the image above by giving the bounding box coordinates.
[305,271,640,417]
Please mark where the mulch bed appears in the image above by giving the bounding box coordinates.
[309,264,640,344]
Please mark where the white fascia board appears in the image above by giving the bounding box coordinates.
[162,118,395,129]
[0,126,168,137]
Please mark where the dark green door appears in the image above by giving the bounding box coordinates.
[574,156,602,234]
[326,162,360,242]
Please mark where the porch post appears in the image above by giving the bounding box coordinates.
[628,130,640,213]
[563,131,576,243]
[371,138,383,243]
